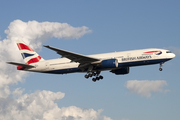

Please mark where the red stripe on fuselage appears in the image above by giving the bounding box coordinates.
[26,56,41,64]
[144,51,162,53]
[17,43,34,51]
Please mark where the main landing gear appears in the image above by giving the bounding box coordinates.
[84,71,103,82]
[159,62,164,71]
[92,75,103,82]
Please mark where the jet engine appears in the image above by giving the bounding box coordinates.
[101,59,118,68]
[110,67,129,75]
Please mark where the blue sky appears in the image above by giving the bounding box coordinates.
[0,1,180,120]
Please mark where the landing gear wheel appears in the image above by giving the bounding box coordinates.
[99,75,103,79]
[92,78,96,82]
[85,74,89,79]
[96,77,100,80]
[86,71,104,82]
[159,68,163,71]
[92,72,96,76]
[89,74,93,77]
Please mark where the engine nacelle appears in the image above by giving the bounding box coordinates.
[101,59,118,68]
[111,67,129,75]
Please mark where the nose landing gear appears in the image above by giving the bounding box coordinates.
[159,62,164,71]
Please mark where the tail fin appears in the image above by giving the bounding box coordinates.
[16,40,44,64]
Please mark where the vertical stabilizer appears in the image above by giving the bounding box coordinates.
[16,40,44,64]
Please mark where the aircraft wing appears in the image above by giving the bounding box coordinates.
[44,45,100,64]
[7,62,34,68]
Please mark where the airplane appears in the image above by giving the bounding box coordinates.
[7,40,175,82]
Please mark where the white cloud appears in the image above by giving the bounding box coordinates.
[125,80,168,97]
[5,20,92,50]
[0,20,113,120]
[0,19,91,97]
[0,90,112,120]
[12,88,24,98]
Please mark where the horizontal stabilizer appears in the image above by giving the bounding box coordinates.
[7,62,35,68]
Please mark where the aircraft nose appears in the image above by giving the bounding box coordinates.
[171,53,176,58]
[169,53,176,59]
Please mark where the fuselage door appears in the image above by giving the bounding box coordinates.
[45,62,49,70]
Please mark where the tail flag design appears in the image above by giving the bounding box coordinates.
[16,40,44,64]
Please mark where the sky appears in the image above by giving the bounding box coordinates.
[0,1,180,120]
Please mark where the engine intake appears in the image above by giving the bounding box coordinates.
[101,59,118,68]
[111,67,129,75]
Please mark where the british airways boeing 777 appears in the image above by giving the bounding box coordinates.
[7,40,175,82]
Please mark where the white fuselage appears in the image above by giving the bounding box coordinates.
[25,48,175,74]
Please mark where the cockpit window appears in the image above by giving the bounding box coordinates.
[166,51,172,53]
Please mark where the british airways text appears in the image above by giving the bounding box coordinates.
[122,56,152,61]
